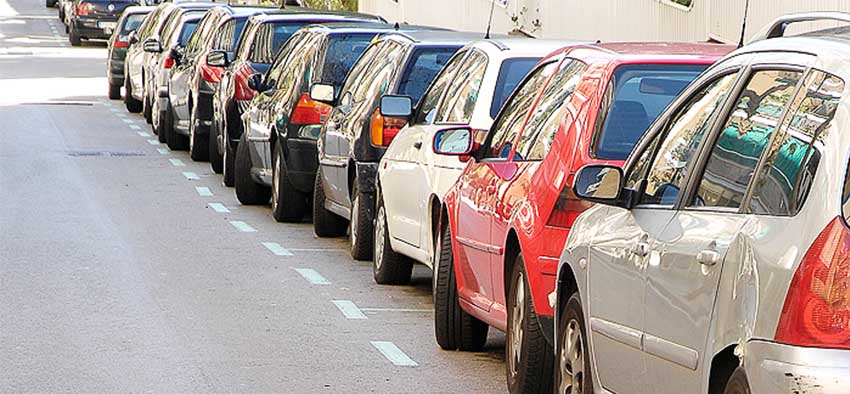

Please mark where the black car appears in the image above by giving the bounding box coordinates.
[106,6,152,99]
[210,11,388,186]
[68,0,137,46]
[312,30,480,260]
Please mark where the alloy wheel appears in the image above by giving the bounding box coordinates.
[374,205,386,270]
[559,318,585,394]
[508,272,525,381]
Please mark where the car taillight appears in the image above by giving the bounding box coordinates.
[370,108,407,147]
[290,93,331,125]
[546,174,593,228]
[776,216,850,349]
[200,62,224,83]
[234,63,256,101]
[113,40,129,48]
[163,53,174,69]
[76,2,92,16]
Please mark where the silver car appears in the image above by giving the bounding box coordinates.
[554,12,850,394]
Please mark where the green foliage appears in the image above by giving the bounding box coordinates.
[301,0,358,11]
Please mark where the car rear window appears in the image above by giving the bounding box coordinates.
[178,20,198,46]
[594,64,707,160]
[249,21,310,64]
[121,13,147,35]
[320,33,374,88]
[491,57,541,118]
[398,46,460,105]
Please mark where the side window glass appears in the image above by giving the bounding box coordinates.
[639,72,739,206]
[415,50,468,125]
[264,32,304,86]
[352,42,402,103]
[515,59,587,161]
[436,51,488,124]
[692,69,803,209]
[339,43,381,97]
[749,71,843,215]
[482,61,558,160]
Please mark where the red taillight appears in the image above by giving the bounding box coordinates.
[234,64,256,101]
[370,108,407,147]
[113,40,129,48]
[76,2,92,16]
[163,53,174,69]
[200,61,224,83]
[546,175,593,228]
[290,93,331,125]
[776,217,850,349]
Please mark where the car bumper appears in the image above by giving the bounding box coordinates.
[192,88,216,136]
[744,340,850,393]
[107,58,124,85]
[284,137,318,194]
[73,18,114,39]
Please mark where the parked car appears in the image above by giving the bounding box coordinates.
[67,0,137,46]
[237,22,401,222]
[372,38,569,285]
[555,13,850,394]
[211,11,388,186]
[106,6,153,100]
[312,30,481,260]
[432,41,732,393]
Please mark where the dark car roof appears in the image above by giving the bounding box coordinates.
[380,30,489,47]
[265,6,384,21]
[300,22,405,36]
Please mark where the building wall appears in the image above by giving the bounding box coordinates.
[359,0,850,44]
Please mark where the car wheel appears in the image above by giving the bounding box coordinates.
[373,193,413,285]
[433,222,489,351]
[722,367,751,394]
[68,24,81,46]
[223,138,236,187]
[313,168,347,237]
[143,93,153,124]
[189,108,209,161]
[556,292,592,394]
[349,181,374,261]
[165,107,188,151]
[271,140,308,222]
[123,76,142,113]
[108,82,120,100]
[209,117,223,174]
[507,255,555,394]
[234,133,271,205]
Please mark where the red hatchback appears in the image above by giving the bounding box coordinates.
[431,42,733,393]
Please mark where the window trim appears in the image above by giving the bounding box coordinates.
[411,48,469,126]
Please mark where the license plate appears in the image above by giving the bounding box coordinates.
[98,21,116,31]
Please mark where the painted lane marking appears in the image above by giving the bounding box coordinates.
[229,220,256,232]
[169,158,185,167]
[121,118,133,124]
[182,172,199,180]
[371,341,418,367]
[109,107,118,112]
[287,248,347,253]
[261,242,293,256]
[195,186,212,196]
[332,300,367,320]
[208,203,230,213]
[136,131,151,137]
[157,148,169,155]
[294,268,330,285]
[147,139,159,145]
[360,308,432,313]
[129,124,141,130]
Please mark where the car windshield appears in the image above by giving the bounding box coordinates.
[398,46,460,105]
[491,57,541,118]
[595,63,707,160]
[178,20,199,46]
[321,33,375,88]
[121,14,147,35]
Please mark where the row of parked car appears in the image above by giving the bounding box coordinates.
[51,0,850,391]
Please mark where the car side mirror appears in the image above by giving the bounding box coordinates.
[206,50,229,68]
[128,31,138,44]
[310,83,336,105]
[433,126,473,156]
[380,95,413,119]
[247,73,266,92]
[573,164,624,205]
[142,38,161,53]
[170,46,183,62]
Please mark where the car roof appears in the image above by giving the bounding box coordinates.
[549,42,734,66]
[472,38,583,58]
[301,22,400,35]
[268,6,383,21]
[379,30,489,47]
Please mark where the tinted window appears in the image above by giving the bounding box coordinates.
[398,47,460,105]
[351,41,404,102]
[265,32,306,86]
[436,50,488,124]
[121,13,147,35]
[491,58,540,118]
[639,72,739,206]
[750,71,843,216]
[177,21,198,46]
[414,50,467,125]
[338,43,382,99]
[249,21,310,63]
[320,33,374,88]
[693,69,802,209]
[595,64,707,160]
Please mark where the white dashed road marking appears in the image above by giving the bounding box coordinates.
[157,148,169,155]
[294,268,330,285]
[229,220,256,232]
[182,172,199,180]
[208,203,230,213]
[147,139,160,145]
[261,242,293,256]
[332,300,367,320]
[169,158,185,167]
[122,118,133,124]
[371,341,418,367]
[195,186,212,196]
[129,124,141,130]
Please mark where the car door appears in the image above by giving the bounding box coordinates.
[645,58,814,394]
[170,12,214,124]
[587,66,744,394]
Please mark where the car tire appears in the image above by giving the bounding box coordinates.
[555,292,593,394]
[209,119,223,174]
[143,94,153,124]
[271,140,308,223]
[313,168,347,237]
[433,222,489,351]
[108,82,121,100]
[349,181,374,261]
[722,367,751,394]
[223,138,236,187]
[69,24,81,46]
[189,108,209,161]
[234,133,271,205]
[124,76,142,113]
[373,193,413,285]
[165,108,188,151]
[506,256,555,394]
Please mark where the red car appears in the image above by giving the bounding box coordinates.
[432,42,733,393]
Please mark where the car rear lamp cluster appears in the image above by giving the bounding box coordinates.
[234,63,257,101]
[290,93,331,125]
[162,53,175,69]
[113,40,129,48]
[776,216,850,349]
[76,2,93,16]
[370,109,407,147]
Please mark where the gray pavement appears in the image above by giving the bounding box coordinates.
[0,0,506,392]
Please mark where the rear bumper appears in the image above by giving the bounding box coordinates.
[744,340,850,393]
[72,18,114,39]
[284,137,318,194]
[192,88,216,136]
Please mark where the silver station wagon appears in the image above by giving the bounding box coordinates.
[554,13,850,394]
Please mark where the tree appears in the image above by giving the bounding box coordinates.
[301,0,357,11]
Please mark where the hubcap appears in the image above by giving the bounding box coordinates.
[509,273,526,381]
[559,318,585,394]
[374,205,385,270]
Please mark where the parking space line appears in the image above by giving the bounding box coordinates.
[288,248,347,253]
[294,268,330,285]
[371,341,418,367]
[121,118,133,124]
[136,131,151,137]
[332,300,367,320]
[261,242,293,256]
[147,139,160,145]
[182,172,199,180]
[129,124,141,130]
[361,307,432,313]
[195,186,212,196]
[157,148,169,155]
[229,220,256,232]
[169,158,185,167]
[208,203,230,213]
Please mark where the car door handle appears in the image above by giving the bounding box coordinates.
[632,242,650,257]
[414,141,422,149]
[697,249,720,266]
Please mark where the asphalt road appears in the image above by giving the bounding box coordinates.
[0,0,507,392]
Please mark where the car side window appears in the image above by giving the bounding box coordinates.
[435,50,488,124]
[515,59,587,161]
[352,41,404,103]
[691,69,803,209]
[414,50,468,125]
[748,70,844,216]
[481,61,558,161]
[215,20,235,52]
[638,72,739,206]
[264,32,305,86]
[339,43,382,99]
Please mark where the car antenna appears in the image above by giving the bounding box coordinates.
[738,0,750,48]
[394,22,400,30]
[484,0,496,39]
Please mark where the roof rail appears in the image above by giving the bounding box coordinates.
[750,12,850,43]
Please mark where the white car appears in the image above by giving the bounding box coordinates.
[372,38,570,284]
